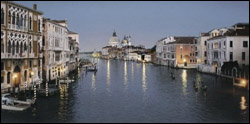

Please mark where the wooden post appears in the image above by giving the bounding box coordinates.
[46,81,48,97]
[34,81,36,101]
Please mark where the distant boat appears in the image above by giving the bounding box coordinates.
[87,63,97,72]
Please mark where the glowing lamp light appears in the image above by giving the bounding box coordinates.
[184,59,187,62]
[13,74,17,79]
[31,71,34,76]
[241,79,247,87]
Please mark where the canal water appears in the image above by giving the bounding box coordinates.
[1,58,249,123]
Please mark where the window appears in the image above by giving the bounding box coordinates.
[230,41,233,47]
[1,38,4,53]
[20,42,23,54]
[29,16,32,30]
[24,15,26,27]
[24,42,27,52]
[38,19,41,32]
[1,8,4,25]
[242,52,245,60]
[29,60,32,68]
[7,72,11,84]
[29,42,32,53]
[17,14,20,28]
[24,70,27,81]
[230,52,233,61]
[204,41,207,46]
[180,54,183,59]
[1,62,4,71]
[204,51,207,57]
[12,42,15,55]
[16,42,19,54]
[8,40,11,53]
[243,41,248,48]
[12,12,15,25]
[1,76,3,84]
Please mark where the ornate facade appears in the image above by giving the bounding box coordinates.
[1,1,43,92]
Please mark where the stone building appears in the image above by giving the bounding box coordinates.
[1,1,43,92]
[42,18,70,83]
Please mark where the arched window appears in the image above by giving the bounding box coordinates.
[12,12,15,25]
[20,15,23,27]
[1,8,4,25]
[17,14,20,28]
[24,42,27,52]
[24,70,27,81]
[12,41,15,55]
[29,16,32,30]
[7,72,11,84]
[29,42,32,53]
[8,40,11,53]
[42,36,45,46]
[38,19,41,32]
[16,42,19,54]
[24,15,26,27]
[20,42,23,54]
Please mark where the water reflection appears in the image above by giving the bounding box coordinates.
[124,61,128,90]
[182,69,187,95]
[240,96,247,111]
[91,73,96,92]
[106,60,111,93]
[59,84,69,121]
[131,62,134,80]
[142,63,147,93]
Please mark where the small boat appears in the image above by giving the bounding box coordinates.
[87,65,97,72]
[201,85,207,92]
[2,94,31,111]
[172,76,175,80]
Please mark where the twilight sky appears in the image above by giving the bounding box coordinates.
[16,1,249,52]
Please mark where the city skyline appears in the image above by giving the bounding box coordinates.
[16,1,249,52]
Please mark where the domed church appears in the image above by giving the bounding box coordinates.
[108,30,120,47]
[121,35,132,47]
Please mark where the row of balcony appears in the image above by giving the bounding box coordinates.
[1,52,37,59]
[8,24,28,32]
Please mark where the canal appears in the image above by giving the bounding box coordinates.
[1,58,249,123]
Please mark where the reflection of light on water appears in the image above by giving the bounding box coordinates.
[58,84,68,121]
[182,70,187,95]
[142,63,147,93]
[92,73,96,91]
[131,62,134,79]
[107,60,110,87]
[124,61,128,89]
[240,96,247,111]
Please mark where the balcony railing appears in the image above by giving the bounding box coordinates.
[1,52,29,59]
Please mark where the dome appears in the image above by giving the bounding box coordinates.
[108,31,120,47]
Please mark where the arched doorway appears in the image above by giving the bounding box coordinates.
[13,66,21,87]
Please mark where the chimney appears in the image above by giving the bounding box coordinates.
[33,4,37,10]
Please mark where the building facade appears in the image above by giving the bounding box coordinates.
[203,23,249,76]
[68,30,79,73]
[42,18,69,83]
[1,1,43,92]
